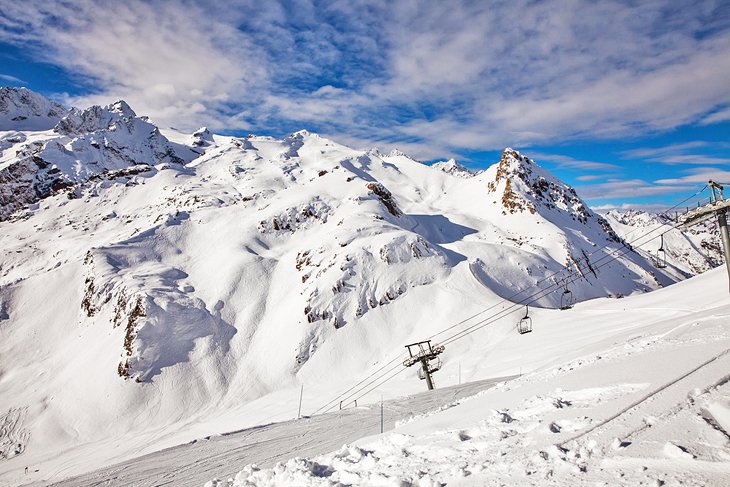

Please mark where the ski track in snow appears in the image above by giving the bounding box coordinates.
[201,302,730,487]
[32,377,512,487]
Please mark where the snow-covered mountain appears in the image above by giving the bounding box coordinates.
[0,89,718,484]
[0,86,67,131]
[604,209,722,275]
[430,158,480,178]
[0,99,195,221]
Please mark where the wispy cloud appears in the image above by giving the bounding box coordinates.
[575,175,605,182]
[621,142,709,159]
[621,141,730,166]
[701,106,730,125]
[576,179,690,200]
[0,0,729,157]
[0,73,25,83]
[526,152,620,172]
[654,168,730,185]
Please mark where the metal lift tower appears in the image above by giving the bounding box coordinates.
[677,180,730,291]
[403,340,445,390]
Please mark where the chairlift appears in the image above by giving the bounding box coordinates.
[517,305,532,334]
[560,288,574,310]
[655,234,667,269]
[416,357,442,379]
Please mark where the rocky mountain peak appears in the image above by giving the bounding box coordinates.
[191,127,214,147]
[109,100,136,118]
[0,86,68,131]
[431,158,477,178]
[485,148,620,242]
[54,99,140,136]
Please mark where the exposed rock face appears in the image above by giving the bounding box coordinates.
[54,100,137,136]
[487,148,620,242]
[0,86,68,130]
[0,94,185,220]
[191,127,214,148]
[367,182,401,217]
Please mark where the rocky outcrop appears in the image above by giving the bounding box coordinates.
[0,93,185,220]
[0,86,67,131]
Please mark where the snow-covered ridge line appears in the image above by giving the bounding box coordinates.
[0,87,720,486]
[0,86,67,131]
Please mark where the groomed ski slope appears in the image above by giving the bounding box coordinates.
[203,267,729,486]
[11,266,727,487]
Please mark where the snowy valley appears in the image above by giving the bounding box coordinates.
[0,88,727,486]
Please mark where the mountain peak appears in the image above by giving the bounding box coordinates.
[54,100,140,136]
[288,129,319,139]
[191,126,214,147]
[486,148,619,240]
[0,86,68,131]
[431,158,477,178]
[109,100,136,118]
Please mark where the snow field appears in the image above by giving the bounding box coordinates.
[207,268,730,486]
[0,102,721,486]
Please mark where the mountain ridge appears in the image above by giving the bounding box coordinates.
[0,88,717,482]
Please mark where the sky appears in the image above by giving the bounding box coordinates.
[0,0,729,211]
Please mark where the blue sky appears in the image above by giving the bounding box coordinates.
[1,0,729,211]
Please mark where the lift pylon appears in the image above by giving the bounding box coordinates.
[403,340,445,390]
[677,180,730,292]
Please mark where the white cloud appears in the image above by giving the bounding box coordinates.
[576,179,691,200]
[701,106,730,125]
[526,152,620,172]
[0,0,729,154]
[0,73,25,83]
[621,142,709,159]
[0,0,269,130]
[654,168,730,185]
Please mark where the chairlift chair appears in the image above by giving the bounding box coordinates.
[517,305,532,334]
[560,288,574,310]
[416,357,442,379]
[655,234,667,269]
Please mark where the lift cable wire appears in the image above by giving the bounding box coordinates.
[438,213,698,348]
[337,223,682,412]
[309,185,709,415]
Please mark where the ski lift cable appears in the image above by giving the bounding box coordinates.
[309,353,407,415]
[605,184,708,242]
[438,212,698,348]
[438,226,672,348]
[427,185,707,342]
[315,220,683,416]
[311,186,708,415]
[313,213,694,414]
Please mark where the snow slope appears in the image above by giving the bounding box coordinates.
[0,90,721,485]
[605,209,722,275]
[210,267,730,487]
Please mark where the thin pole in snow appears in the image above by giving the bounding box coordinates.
[458,362,461,385]
[297,384,304,419]
[380,394,384,434]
